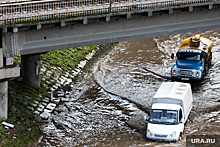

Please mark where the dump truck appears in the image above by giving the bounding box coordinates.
[171,34,213,81]
[145,82,193,141]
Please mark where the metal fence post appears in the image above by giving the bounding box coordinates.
[109,0,111,13]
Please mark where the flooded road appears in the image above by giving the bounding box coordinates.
[37,30,220,147]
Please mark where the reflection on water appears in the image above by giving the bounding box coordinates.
[36,29,220,147]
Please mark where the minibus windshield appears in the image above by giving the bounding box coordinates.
[149,109,178,125]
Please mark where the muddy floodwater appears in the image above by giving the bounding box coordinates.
[36,30,220,147]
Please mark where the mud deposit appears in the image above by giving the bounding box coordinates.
[36,30,220,147]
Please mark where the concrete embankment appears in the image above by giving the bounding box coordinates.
[0,43,116,146]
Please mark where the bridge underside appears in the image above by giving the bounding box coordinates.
[1,3,220,56]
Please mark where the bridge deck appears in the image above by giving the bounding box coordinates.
[0,0,217,25]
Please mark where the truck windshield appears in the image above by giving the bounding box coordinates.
[149,109,178,125]
[177,53,201,61]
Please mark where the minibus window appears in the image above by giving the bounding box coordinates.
[149,109,178,125]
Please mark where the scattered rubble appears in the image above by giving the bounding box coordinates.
[61,98,70,102]
[15,47,99,121]
[40,111,51,120]
[46,103,56,110]
[2,122,14,128]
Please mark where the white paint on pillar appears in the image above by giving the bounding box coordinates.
[0,48,3,67]
[0,48,8,120]
[0,82,8,120]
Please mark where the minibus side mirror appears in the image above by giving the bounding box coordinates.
[180,118,184,124]
[144,116,149,122]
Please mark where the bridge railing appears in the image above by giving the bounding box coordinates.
[0,0,216,25]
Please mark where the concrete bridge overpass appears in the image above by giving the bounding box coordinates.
[0,0,220,119]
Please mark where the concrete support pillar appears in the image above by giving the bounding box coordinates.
[106,15,110,22]
[127,12,131,19]
[0,48,8,120]
[21,54,41,87]
[209,3,213,9]
[37,24,42,30]
[0,81,8,120]
[189,5,193,12]
[148,10,153,17]
[61,21,65,27]
[83,17,88,25]
[169,8,173,14]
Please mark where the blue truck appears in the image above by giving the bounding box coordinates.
[171,34,213,81]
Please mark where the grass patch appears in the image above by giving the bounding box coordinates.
[41,46,97,72]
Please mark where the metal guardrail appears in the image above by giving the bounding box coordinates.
[0,0,216,24]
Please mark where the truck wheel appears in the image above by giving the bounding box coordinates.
[180,132,183,138]
[180,132,184,140]
[176,134,180,142]
[208,59,211,68]
[209,52,212,68]
[203,67,207,76]
[171,77,177,81]
[202,65,208,78]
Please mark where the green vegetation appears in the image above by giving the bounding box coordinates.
[13,56,21,66]
[0,80,46,147]
[41,46,96,72]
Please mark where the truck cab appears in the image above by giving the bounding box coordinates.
[171,34,213,81]
[147,104,184,141]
